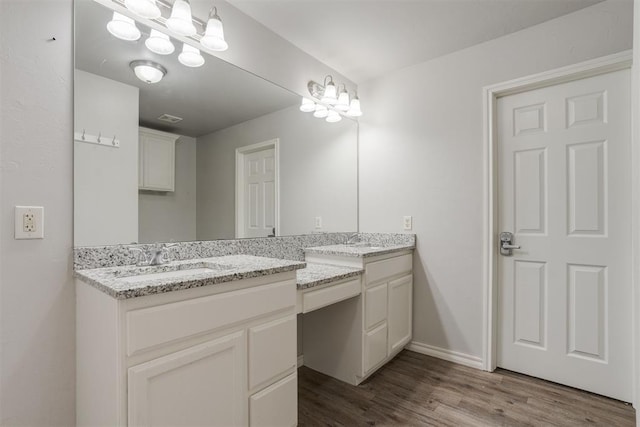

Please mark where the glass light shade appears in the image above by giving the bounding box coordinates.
[346,97,363,117]
[130,61,166,84]
[106,12,141,41]
[313,104,329,118]
[326,110,342,123]
[145,30,175,55]
[166,0,197,36]
[321,81,337,105]
[200,9,228,51]
[335,90,350,112]
[178,43,205,67]
[125,0,161,19]
[299,97,316,113]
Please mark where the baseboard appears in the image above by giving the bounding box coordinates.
[297,355,304,368]
[406,341,483,370]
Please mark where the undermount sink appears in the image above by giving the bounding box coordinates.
[115,262,233,283]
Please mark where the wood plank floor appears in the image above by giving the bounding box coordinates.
[298,350,635,426]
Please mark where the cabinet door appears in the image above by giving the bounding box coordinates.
[364,323,388,373]
[128,331,246,427]
[364,282,387,329]
[388,274,413,354]
[139,131,175,191]
[249,372,297,427]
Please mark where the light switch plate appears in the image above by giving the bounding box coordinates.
[314,216,322,229]
[403,216,412,231]
[15,206,44,239]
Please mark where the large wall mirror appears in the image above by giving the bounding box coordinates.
[74,0,358,247]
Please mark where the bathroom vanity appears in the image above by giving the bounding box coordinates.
[76,256,305,427]
[74,234,414,426]
[303,245,414,385]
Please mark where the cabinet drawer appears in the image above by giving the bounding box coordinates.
[365,282,387,329]
[126,280,295,356]
[365,254,412,285]
[248,315,296,390]
[364,323,388,373]
[250,372,297,427]
[302,278,361,313]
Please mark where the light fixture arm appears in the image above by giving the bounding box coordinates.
[208,6,221,21]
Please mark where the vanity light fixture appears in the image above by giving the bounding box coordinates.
[299,75,362,122]
[320,75,337,105]
[106,11,141,41]
[130,60,167,84]
[313,104,329,118]
[166,0,197,37]
[145,29,175,55]
[124,0,161,19]
[178,43,205,67]
[326,110,342,123]
[346,94,363,117]
[335,85,350,112]
[299,98,316,113]
[200,7,228,51]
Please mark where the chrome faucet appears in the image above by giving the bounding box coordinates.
[345,233,360,245]
[129,243,179,266]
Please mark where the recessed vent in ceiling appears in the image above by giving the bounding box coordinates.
[157,114,183,124]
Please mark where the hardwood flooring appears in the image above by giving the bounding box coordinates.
[298,350,635,426]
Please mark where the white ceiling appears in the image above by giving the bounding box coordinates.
[229,0,603,83]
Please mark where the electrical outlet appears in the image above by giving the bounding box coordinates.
[403,216,412,231]
[315,216,322,229]
[15,206,44,239]
[24,213,35,232]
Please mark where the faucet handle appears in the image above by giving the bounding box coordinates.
[160,243,179,263]
[129,247,149,266]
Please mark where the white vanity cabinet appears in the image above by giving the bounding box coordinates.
[138,127,179,192]
[303,250,413,385]
[76,272,298,427]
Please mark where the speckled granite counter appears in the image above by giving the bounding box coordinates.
[304,243,414,258]
[296,263,363,290]
[75,255,305,299]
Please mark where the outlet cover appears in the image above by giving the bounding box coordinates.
[403,216,412,231]
[314,216,322,229]
[15,206,44,239]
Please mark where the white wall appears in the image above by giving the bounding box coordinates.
[139,135,197,243]
[197,106,358,239]
[359,0,633,360]
[0,1,75,425]
[74,71,139,246]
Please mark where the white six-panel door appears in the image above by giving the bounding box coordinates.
[497,69,632,401]
[241,147,276,238]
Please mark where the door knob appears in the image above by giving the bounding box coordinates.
[500,232,521,256]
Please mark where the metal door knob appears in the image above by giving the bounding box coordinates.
[500,232,521,256]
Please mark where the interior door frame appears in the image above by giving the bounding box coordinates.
[481,52,635,393]
[235,139,280,239]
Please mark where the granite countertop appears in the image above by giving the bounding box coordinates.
[75,255,306,299]
[296,263,363,290]
[304,243,415,258]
